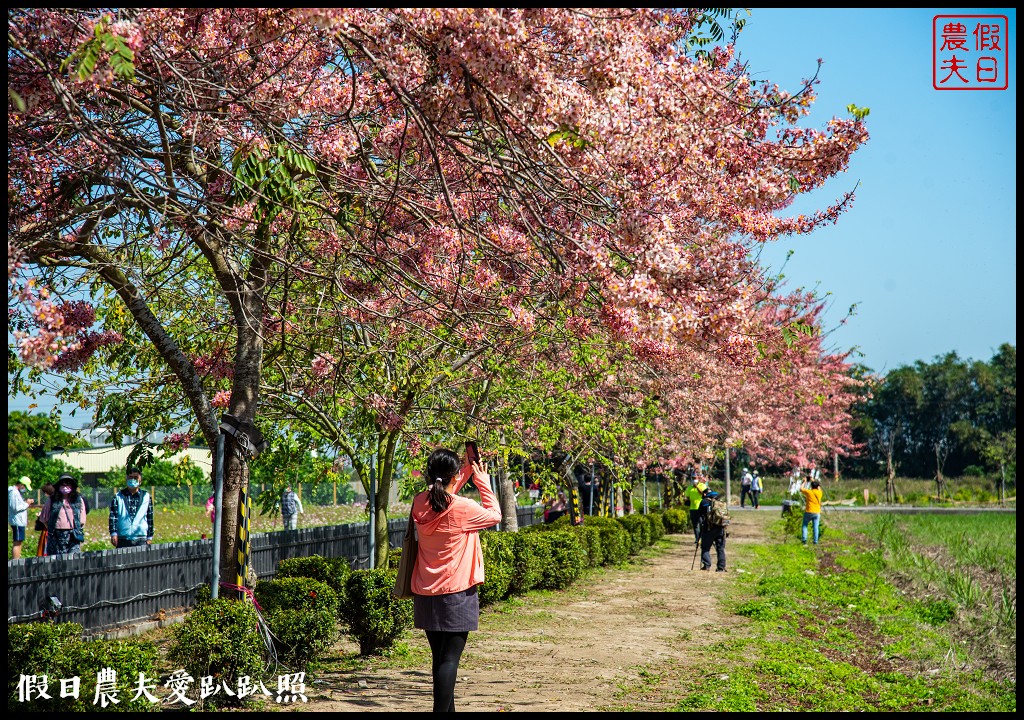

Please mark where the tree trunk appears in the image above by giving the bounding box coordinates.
[999,462,1006,506]
[374,431,401,569]
[560,454,580,524]
[218,438,249,590]
[496,456,519,532]
[884,449,896,505]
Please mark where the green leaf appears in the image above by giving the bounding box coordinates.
[846,103,871,120]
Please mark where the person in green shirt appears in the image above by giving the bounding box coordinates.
[683,474,707,543]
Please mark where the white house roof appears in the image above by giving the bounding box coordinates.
[52,445,213,476]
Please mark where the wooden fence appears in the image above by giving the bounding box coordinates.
[7,506,541,633]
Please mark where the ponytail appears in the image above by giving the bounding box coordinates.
[424,448,462,512]
[428,477,451,513]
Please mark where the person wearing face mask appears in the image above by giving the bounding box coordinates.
[109,467,154,549]
[683,471,707,544]
[39,473,87,555]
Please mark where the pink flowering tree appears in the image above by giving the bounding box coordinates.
[8,8,868,582]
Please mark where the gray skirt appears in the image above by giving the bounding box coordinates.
[413,586,479,632]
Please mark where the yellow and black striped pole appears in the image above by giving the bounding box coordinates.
[236,484,252,596]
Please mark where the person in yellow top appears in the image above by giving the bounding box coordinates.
[799,477,823,545]
[683,473,707,543]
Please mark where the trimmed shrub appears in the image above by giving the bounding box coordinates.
[254,577,339,669]
[575,523,604,567]
[8,621,157,712]
[661,508,689,534]
[72,637,161,712]
[537,529,587,589]
[387,547,402,571]
[645,511,666,543]
[480,531,517,605]
[193,583,212,606]
[167,598,264,704]
[9,621,161,712]
[582,516,630,565]
[509,530,548,595]
[275,554,351,610]
[340,568,413,655]
[617,514,651,554]
[9,621,83,711]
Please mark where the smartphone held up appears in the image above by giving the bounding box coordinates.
[465,441,480,466]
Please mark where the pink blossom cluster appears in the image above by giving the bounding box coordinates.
[50,330,124,372]
[163,432,193,452]
[6,8,870,472]
[194,352,234,380]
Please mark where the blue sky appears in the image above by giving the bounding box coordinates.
[734,7,1016,374]
[8,8,1017,424]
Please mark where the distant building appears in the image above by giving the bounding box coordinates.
[52,445,212,485]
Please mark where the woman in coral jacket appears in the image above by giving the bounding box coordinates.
[411,447,501,713]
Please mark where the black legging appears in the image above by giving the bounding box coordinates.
[425,630,468,712]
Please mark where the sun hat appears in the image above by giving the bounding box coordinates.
[18,476,33,491]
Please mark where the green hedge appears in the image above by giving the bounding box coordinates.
[340,568,413,655]
[617,514,651,554]
[510,530,548,595]
[645,511,666,542]
[275,555,351,612]
[9,621,159,712]
[167,598,264,705]
[581,516,630,565]
[480,532,517,605]
[537,529,587,589]
[254,577,339,669]
[661,508,689,534]
[326,511,665,655]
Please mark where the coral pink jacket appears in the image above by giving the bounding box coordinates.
[410,467,502,596]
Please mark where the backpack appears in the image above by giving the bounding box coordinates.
[706,496,731,528]
[281,491,297,517]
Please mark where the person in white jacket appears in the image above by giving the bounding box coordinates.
[281,486,304,530]
[8,476,35,559]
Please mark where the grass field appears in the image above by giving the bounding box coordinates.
[8,472,1014,560]
[633,510,1017,711]
[6,501,382,560]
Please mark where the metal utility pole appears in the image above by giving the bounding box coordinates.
[368,456,376,569]
[211,433,224,599]
[724,447,731,507]
[589,461,595,516]
[642,467,648,515]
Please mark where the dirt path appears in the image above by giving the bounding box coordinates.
[289,510,773,713]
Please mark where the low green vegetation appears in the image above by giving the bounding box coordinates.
[11,507,1014,711]
[9,621,160,712]
[738,473,1011,509]
[660,511,1015,711]
[7,502,376,560]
